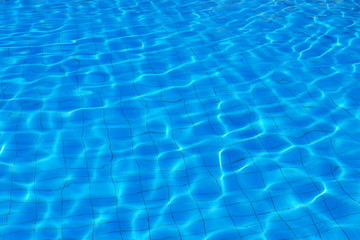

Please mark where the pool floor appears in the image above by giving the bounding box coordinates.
[1,0,360,239]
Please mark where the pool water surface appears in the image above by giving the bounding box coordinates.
[1,0,360,239]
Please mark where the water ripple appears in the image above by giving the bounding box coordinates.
[1,0,360,239]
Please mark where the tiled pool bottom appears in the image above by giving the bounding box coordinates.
[1,0,360,239]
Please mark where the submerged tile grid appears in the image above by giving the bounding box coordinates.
[0,0,360,239]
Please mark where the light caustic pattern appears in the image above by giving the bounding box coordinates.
[0,0,360,239]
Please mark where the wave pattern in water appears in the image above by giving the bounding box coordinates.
[1,0,360,239]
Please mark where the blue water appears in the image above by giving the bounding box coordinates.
[1,0,360,239]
